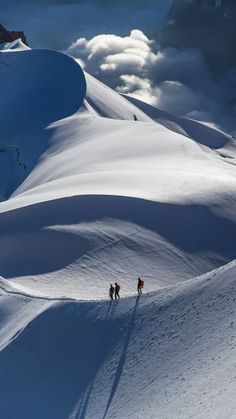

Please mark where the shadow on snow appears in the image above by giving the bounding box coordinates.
[0,195,236,277]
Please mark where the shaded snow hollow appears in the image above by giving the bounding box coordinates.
[0,40,236,418]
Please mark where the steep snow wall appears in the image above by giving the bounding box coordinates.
[0,47,86,199]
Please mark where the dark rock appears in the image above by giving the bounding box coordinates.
[0,23,28,46]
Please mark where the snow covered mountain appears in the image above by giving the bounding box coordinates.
[0,40,236,418]
[161,0,236,71]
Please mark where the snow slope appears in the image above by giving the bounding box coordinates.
[0,40,236,418]
[84,72,152,121]
[124,94,236,154]
[0,69,235,298]
[0,261,236,419]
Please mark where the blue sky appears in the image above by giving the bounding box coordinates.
[1,0,172,49]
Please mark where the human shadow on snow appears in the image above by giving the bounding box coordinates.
[0,300,121,419]
[74,300,119,419]
[102,295,140,419]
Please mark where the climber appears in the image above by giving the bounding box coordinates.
[114,282,120,300]
[137,277,144,294]
[109,284,115,300]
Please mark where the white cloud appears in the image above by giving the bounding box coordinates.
[67,30,236,133]
[68,30,155,85]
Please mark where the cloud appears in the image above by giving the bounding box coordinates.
[68,30,155,90]
[67,30,236,133]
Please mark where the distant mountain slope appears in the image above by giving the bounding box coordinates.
[161,0,236,72]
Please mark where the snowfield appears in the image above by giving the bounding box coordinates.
[0,40,236,418]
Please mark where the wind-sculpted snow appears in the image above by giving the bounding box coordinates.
[0,45,86,199]
[0,195,236,300]
[0,103,235,298]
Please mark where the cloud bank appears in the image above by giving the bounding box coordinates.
[68,30,236,133]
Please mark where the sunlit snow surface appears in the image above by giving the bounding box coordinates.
[0,40,236,418]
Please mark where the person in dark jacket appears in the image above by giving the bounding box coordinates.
[114,282,120,300]
[137,277,144,294]
[109,284,115,300]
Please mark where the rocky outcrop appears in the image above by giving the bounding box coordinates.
[0,23,28,46]
[160,0,236,72]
